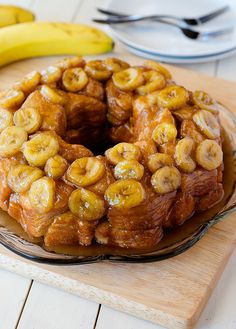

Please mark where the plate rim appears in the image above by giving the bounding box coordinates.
[125,43,236,64]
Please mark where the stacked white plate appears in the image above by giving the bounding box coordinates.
[106,0,236,63]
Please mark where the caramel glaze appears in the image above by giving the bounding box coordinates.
[0,58,230,255]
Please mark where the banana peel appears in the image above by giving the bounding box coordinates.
[0,22,114,67]
[0,5,34,28]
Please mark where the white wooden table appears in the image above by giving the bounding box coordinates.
[0,1,236,328]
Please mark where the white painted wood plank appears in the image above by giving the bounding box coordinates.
[0,0,33,8]
[96,306,164,329]
[31,0,82,22]
[195,250,236,329]
[0,268,31,329]
[17,281,99,329]
[216,54,236,82]
[74,0,111,24]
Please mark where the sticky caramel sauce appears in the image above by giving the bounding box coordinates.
[0,129,235,257]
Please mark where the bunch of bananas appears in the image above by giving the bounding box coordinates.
[0,6,113,67]
[0,5,34,28]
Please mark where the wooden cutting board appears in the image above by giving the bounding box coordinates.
[0,56,236,329]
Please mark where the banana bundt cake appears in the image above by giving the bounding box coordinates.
[0,57,224,250]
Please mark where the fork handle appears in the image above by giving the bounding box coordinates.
[97,8,181,22]
[93,15,183,24]
[97,8,129,17]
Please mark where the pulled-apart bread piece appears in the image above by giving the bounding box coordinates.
[65,93,106,129]
[21,90,67,137]
[0,56,225,251]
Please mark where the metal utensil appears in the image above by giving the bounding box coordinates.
[93,16,234,40]
[96,6,230,26]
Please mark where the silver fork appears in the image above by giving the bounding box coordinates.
[96,6,230,26]
[94,9,234,40]
[93,18,234,40]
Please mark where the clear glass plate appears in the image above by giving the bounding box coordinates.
[0,106,236,265]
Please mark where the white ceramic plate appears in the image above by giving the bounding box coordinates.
[126,45,236,63]
[107,0,236,57]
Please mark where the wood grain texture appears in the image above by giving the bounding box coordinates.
[0,56,236,329]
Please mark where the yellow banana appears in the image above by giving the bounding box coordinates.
[0,22,113,67]
[0,5,34,28]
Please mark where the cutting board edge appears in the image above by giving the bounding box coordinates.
[0,229,235,329]
[0,249,190,329]
[187,234,236,328]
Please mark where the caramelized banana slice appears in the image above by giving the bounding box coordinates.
[40,85,66,105]
[136,70,166,95]
[180,119,204,144]
[134,140,157,162]
[56,57,85,70]
[62,68,88,92]
[159,142,176,156]
[175,137,196,173]
[112,68,144,91]
[147,153,173,173]
[14,71,41,95]
[104,57,130,73]
[196,139,223,170]
[193,90,219,114]
[114,160,144,180]
[13,107,42,134]
[105,142,141,165]
[66,157,105,187]
[85,60,112,81]
[29,177,55,213]
[23,132,59,167]
[173,106,195,121]
[143,60,172,79]
[151,166,181,194]
[0,108,13,132]
[41,66,62,84]
[0,89,25,110]
[8,164,44,193]
[193,110,220,139]
[105,179,146,209]
[44,155,68,179]
[152,123,177,145]
[69,188,105,221]
[0,126,27,157]
[157,86,189,110]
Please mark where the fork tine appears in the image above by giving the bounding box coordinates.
[201,27,234,39]
[97,8,128,17]
[198,5,230,24]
